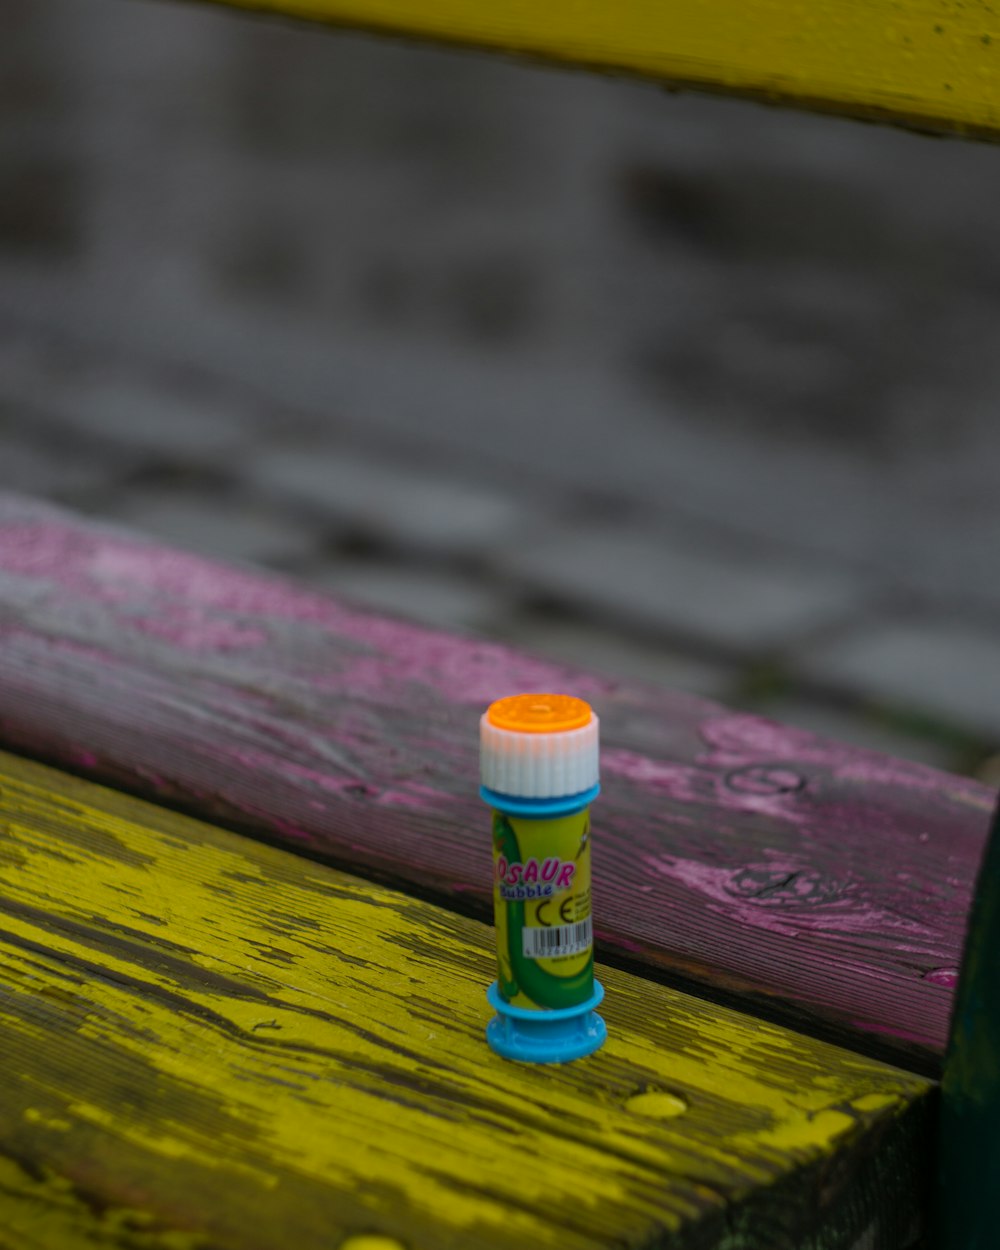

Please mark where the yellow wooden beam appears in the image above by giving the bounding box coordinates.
[197,0,1000,139]
[0,751,930,1249]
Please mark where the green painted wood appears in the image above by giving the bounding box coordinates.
[937,795,1000,1250]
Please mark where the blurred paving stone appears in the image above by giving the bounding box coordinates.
[0,427,135,502]
[496,523,872,654]
[744,695,963,772]
[109,490,321,567]
[303,558,506,631]
[0,156,83,260]
[493,612,736,699]
[972,752,1000,787]
[875,496,1000,619]
[246,447,530,557]
[795,618,1000,741]
[7,0,1000,739]
[0,325,50,377]
[20,372,255,461]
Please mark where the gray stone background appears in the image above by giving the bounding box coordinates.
[5,0,1000,778]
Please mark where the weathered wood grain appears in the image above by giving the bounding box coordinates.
[194,0,1000,140]
[0,493,990,1074]
[0,750,933,1250]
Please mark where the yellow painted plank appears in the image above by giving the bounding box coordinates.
[197,0,1000,138]
[0,752,930,1250]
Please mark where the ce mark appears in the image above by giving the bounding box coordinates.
[537,897,576,926]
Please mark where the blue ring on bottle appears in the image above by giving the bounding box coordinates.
[479,783,600,818]
[486,980,607,1064]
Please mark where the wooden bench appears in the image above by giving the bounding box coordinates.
[0,748,931,1250]
[211,0,1000,139]
[0,491,994,1248]
[5,1,1000,1245]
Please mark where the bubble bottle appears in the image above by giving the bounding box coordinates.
[480,693,606,1063]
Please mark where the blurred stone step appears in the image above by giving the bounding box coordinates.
[246,446,534,559]
[794,617,1000,742]
[302,557,507,631]
[108,490,322,567]
[494,612,736,700]
[495,521,874,655]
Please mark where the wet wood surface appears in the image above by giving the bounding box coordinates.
[0,750,932,1250]
[0,493,991,1074]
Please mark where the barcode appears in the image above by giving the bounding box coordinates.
[522,917,592,959]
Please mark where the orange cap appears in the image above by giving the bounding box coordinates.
[485,693,592,735]
[481,693,599,799]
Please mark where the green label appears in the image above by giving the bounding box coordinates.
[491,808,594,1010]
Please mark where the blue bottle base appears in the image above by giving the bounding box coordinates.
[486,981,607,1064]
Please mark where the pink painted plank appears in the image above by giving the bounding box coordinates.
[0,492,990,1073]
